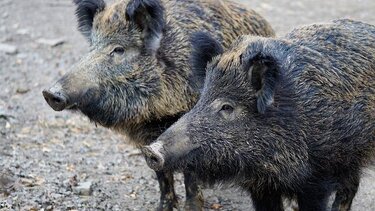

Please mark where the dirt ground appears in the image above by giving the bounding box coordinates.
[0,0,374,210]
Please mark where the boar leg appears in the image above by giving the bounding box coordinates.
[297,184,331,211]
[251,191,284,211]
[184,171,204,210]
[331,173,360,211]
[156,171,179,211]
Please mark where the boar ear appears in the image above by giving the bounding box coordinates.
[73,0,106,40]
[245,55,279,114]
[126,0,165,54]
[190,32,223,90]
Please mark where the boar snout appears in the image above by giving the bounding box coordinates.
[42,84,69,111]
[143,117,200,171]
[143,141,165,171]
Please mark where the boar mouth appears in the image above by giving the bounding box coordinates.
[43,84,100,112]
[65,103,78,110]
[162,147,202,172]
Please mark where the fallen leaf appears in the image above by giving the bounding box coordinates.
[211,203,222,210]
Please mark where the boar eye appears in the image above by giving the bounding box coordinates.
[111,46,125,56]
[221,104,234,112]
[219,103,234,119]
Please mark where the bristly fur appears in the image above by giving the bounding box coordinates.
[62,0,276,146]
[73,0,106,40]
[45,0,276,210]
[189,32,224,91]
[151,19,375,211]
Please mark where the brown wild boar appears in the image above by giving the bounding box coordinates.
[42,0,275,210]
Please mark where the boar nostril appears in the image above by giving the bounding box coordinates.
[51,96,63,103]
[42,89,68,111]
[150,155,160,164]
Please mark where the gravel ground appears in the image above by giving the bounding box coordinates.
[0,0,374,210]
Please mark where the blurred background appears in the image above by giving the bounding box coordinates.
[0,0,374,210]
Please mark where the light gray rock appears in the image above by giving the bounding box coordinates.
[0,43,17,54]
[36,38,65,47]
[73,181,93,196]
[16,28,29,35]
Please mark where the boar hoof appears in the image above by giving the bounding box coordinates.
[184,199,204,211]
[157,198,179,211]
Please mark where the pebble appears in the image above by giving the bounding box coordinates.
[2,12,8,19]
[16,53,28,59]
[20,178,35,187]
[0,108,14,120]
[73,181,93,196]
[16,87,30,94]
[36,38,65,47]
[0,169,16,194]
[16,28,29,35]
[12,23,19,29]
[0,43,18,54]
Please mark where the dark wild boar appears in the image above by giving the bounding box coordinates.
[143,19,375,211]
[42,0,275,210]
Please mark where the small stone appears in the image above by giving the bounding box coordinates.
[0,43,18,54]
[16,87,30,94]
[20,178,34,187]
[0,0,12,7]
[20,176,44,187]
[12,23,19,29]
[42,146,51,152]
[68,175,78,187]
[36,38,65,47]
[16,28,29,35]
[0,169,16,194]
[16,58,22,65]
[16,53,28,59]
[29,206,39,211]
[73,181,92,196]
[0,200,11,209]
[0,109,14,120]
[260,3,273,10]
[129,191,137,199]
[2,12,8,19]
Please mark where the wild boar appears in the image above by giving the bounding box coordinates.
[42,0,275,210]
[143,19,375,211]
